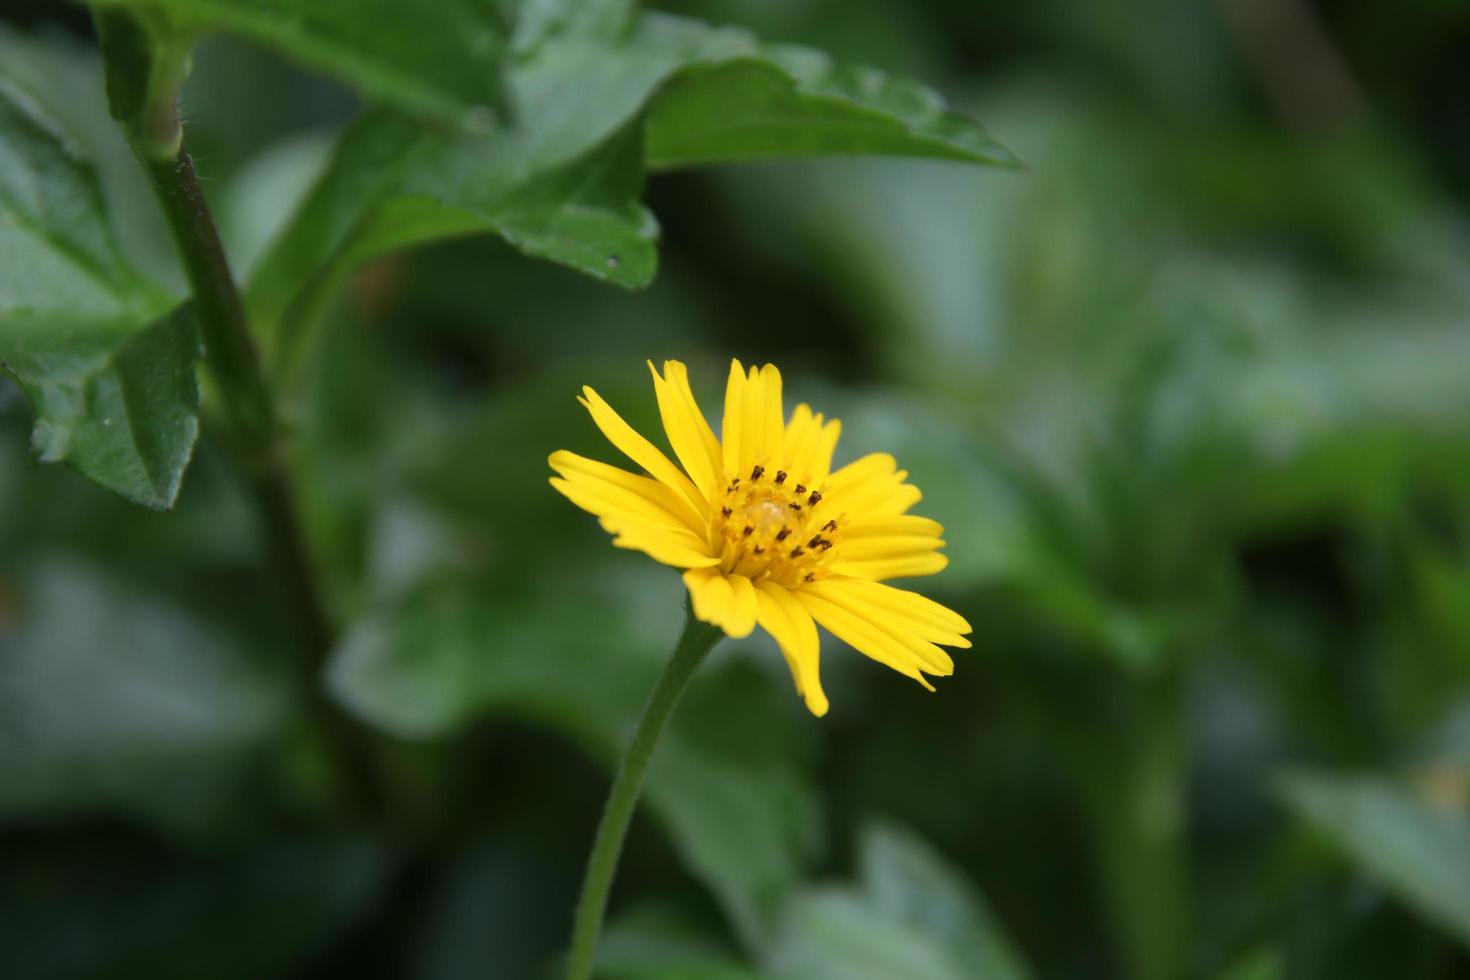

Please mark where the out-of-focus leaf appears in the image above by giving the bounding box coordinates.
[327,563,816,947]
[0,77,199,508]
[857,822,1032,980]
[248,11,1013,353]
[0,832,386,980]
[0,559,288,833]
[1279,772,1470,949]
[1214,947,1283,980]
[86,0,510,127]
[597,906,773,980]
[645,48,1015,169]
[766,820,1032,980]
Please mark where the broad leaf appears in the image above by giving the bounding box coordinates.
[86,0,510,127]
[766,821,1032,980]
[0,78,200,508]
[327,564,817,947]
[248,12,1014,356]
[1280,772,1470,949]
[645,49,1016,169]
[0,559,289,834]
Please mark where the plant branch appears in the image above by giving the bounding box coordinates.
[565,606,722,980]
[98,13,376,817]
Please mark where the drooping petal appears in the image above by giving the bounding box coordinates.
[754,581,828,716]
[683,567,757,638]
[796,583,956,688]
[815,576,971,648]
[578,386,708,524]
[549,450,705,537]
[726,572,759,639]
[648,360,722,503]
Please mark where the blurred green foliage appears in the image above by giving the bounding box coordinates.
[3,1,1470,978]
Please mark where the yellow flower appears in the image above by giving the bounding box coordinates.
[549,360,972,717]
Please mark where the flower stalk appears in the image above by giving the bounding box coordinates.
[565,606,723,980]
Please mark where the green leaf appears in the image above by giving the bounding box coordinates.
[856,822,1033,980]
[0,558,289,834]
[766,821,1033,980]
[326,564,817,947]
[86,0,511,128]
[645,49,1017,170]
[0,77,200,509]
[597,906,774,980]
[1279,772,1470,949]
[247,12,1014,356]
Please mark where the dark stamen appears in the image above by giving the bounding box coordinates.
[775,529,791,541]
[750,465,765,481]
[822,519,838,532]
[720,507,732,518]
[742,525,754,537]
[794,484,807,496]
[789,547,805,559]
[807,491,822,506]
[789,503,803,511]
[775,471,787,485]
[753,546,765,555]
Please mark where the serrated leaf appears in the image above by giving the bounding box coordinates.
[86,0,510,127]
[248,12,1013,351]
[0,77,199,509]
[1279,772,1470,949]
[645,49,1016,169]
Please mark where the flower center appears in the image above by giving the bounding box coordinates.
[713,464,843,588]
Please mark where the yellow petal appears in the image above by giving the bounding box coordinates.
[683,568,757,639]
[829,552,950,581]
[578,386,707,525]
[754,581,828,716]
[726,573,758,639]
[817,576,972,647]
[795,587,939,689]
[836,535,947,561]
[843,515,944,539]
[783,405,844,485]
[604,522,721,569]
[757,363,784,462]
[648,360,722,503]
[722,359,747,478]
[549,451,704,536]
[824,453,924,517]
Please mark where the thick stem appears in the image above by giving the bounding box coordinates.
[565,608,723,980]
[127,127,375,817]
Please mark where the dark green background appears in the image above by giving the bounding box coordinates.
[3,2,1470,978]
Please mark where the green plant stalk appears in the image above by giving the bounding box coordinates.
[565,607,722,980]
[1077,673,1191,980]
[97,13,376,818]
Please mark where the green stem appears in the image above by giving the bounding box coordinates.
[97,17,377,818]
[565,607,722,980]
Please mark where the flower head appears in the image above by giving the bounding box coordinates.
[549,360,972,716]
